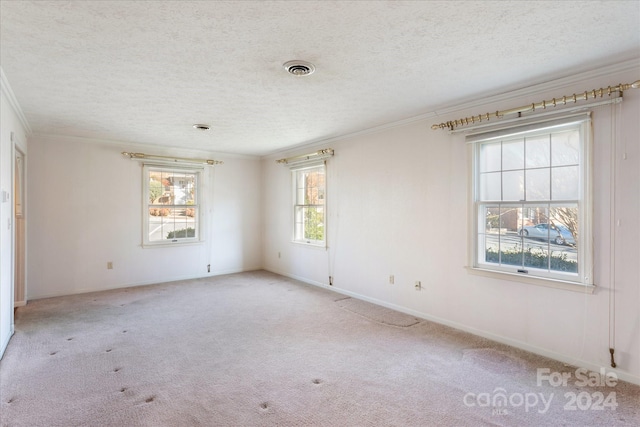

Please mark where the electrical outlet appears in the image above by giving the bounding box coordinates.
[389,275,394,284]
[107,262,113,270]
[415,281,421,290]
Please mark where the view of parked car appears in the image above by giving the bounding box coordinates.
[517,223,576,246]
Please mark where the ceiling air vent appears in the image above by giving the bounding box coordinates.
[283,60,315,76]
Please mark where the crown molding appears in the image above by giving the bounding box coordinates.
[0,67,32,135]
[30,133,261,161]
[263,58,640,159]
[431,57,640,119]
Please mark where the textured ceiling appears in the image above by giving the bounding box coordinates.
[1,0,639,156]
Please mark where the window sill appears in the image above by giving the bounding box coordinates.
[466,266,595,294]
[291,240,327,250]
[142,240,204,249]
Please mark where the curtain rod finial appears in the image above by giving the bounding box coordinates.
[631,80,640,89]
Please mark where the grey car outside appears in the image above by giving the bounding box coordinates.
[518,223,576,246]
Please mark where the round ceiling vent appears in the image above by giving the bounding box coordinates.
[193,124,210,131]
[283,60,315,76]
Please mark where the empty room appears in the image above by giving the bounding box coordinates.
[1,1,639,425]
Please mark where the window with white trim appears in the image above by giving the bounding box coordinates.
[472,115,593,285]
[143,165,201,246]
[293,163,326,245]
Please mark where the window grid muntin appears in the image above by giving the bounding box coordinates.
[144,166,201,245]
[477,201,578,274]
[475,122,584,282]
[479,130,580,204]
[293,165,326,245]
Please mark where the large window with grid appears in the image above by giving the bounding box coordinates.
[472,115,593,285]
[293,164,326,245]
[143,165,201,246]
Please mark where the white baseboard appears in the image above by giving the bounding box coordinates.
[267,268,640,386]
[27,267,261,300]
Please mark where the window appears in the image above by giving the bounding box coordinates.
[293,164,326,245]
[143,165,201,246]
[472,115,592,285]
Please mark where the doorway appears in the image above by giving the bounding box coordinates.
[14,147,26,307]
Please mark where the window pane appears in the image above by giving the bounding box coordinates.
[296,171,305,203]
[526,168,550,201]
[478,209,500,266]
[478,232,488,262]
[149,173,163,203]
[552,130,579,166]
[148,207,198,241]
[521,207,550,271]
[552,166,579,200]
[524,245,550,271]
[502,139,524,171]
[549,206,578,246]
[161,172,172,204]
[523,206,549,229]
[308,186,318,204]
[171,173,194,205]
[549,205,579,273]
[295,206,324,242]
[148,207,169,242]
[499,206,522,266]
[502,170,524,201]
[304,206,324,241]
[479,143,501,172]
[294,206,304,239]
[479,172,501,201]
[550,247,578,273]
[500,244,523,267]
[479,205,525,267]
[499,206,520,234]
[525,135,550,168]
[483,206,500,233]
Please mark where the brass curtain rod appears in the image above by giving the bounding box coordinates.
[276,148,334,164]
[122,152,223,165]
[431,80,640,131]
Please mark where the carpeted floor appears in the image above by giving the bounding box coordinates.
[1,270,639,426]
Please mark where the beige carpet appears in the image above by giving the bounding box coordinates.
[1,270,638,426]
[335,297,421,327]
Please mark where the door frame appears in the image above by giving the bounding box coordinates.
[12,132,27,315]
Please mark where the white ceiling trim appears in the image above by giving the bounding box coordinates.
[1,67,32,135]
[30,133,260,160]
[431,58,640,119]
[264,58,640,160]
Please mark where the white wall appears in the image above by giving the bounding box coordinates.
[0,78,29,358]
[26,135,262,299]
[262,64,640,384]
